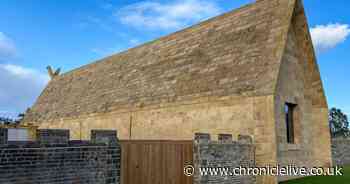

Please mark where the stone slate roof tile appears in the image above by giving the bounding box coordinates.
[24,0,298,122]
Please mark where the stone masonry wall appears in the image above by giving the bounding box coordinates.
[193,133,256,184]
[275,12,332,182]
[332,138,350,166]
[35,95,277,184]
[0,128,120,184]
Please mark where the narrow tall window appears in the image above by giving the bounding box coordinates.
[285,103,296,144]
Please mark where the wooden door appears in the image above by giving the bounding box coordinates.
[120,140,193,184]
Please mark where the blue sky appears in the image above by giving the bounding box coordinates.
[0,0,349,118]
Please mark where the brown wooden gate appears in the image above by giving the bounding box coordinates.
[120,140,193,184]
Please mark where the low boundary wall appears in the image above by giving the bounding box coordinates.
[1,128,256,184]
[0,128,120,184]
[193,133,256,184]
[332,138,350,166]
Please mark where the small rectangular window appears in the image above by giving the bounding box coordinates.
[285,103,296,144]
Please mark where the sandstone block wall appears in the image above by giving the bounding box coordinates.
[33,96,258,141]
[193,133,256,184]
[332,138,350,166]
[0,129,120,184]
[32,94,278,184]
[275,25,314,181]
[274,8,331,181]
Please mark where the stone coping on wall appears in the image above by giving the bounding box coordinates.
[0,128,118,147]
[0,141,112,149]
[332,138,350,142]
[194,132,254,144]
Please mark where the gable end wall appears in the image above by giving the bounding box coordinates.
[274,8,332,181]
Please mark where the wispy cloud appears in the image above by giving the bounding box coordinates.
[0,32,48,118]
[0,110,20,119]
[91,38,141,57]
[0,64,49,117]
[0,32,17,61]
[129,38,140,45]
[91,46,123,56]
[1,64,48,83]
[310,23,350,52]
[116,0,221,30]
[79,16,114,32]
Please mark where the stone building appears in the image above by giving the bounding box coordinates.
[23,0,332,183]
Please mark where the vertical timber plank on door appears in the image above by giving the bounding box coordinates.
[120,140,193,184]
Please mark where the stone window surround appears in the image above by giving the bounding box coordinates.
[281,97,302,151]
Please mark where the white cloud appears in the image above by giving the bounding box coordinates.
[310,23,350,52]
[129,38,140,45]
[0,64,49,118]
[116,0,221,30]
[0,111,19,119]
[0,32,17,60]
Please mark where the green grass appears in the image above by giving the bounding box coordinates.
[280,166,350,184]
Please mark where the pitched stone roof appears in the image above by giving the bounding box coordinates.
[24,0,298,122]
